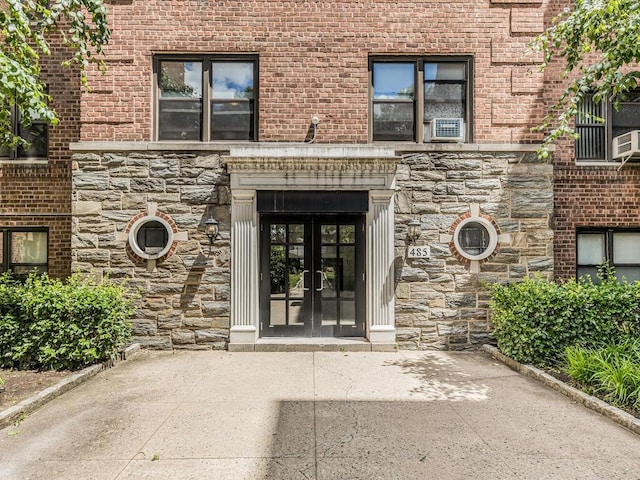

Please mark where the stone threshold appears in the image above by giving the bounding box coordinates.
[230,337,397,352]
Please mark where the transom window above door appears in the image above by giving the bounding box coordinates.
[154,55,257,141]
[370,56,472,143]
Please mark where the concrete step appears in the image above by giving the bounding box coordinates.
[249,337,397,352]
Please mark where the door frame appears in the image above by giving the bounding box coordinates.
[259,214,366,338]
[227,154,398,349]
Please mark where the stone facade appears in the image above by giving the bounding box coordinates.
[394,150,553,349]
[72,150,231,350]
[72,145,553,350]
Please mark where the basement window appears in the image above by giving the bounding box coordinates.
[0,228,48,279]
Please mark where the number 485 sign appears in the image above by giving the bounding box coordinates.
[407,245,431,259]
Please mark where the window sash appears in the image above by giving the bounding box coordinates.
[0,103,49,160]
[155,56,257,142]
[0,229,49,278]
[576,91,640,162]
[576,229,640,282]
[370,57,471,143]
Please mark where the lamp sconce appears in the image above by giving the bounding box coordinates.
[406,218,422,245]
[204,216,220,252]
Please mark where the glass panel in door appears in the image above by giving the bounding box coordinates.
[261,220,312,336]
[315,221,364,337]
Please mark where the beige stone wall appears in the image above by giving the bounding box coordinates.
[394,151,553,349]
[72,151,231,350]
[72,148,553,350]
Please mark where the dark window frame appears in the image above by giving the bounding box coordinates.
[0,100,49,160]
[576,90,640,162]
[0,227,49,278]
[369,55,473,143]
[576,228,640,281]
[153,54,259,142]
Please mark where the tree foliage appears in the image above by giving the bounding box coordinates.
[0,0,110,149]
[531,0,640,158]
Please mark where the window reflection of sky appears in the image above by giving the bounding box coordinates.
[183,62,202,97]
[373,63,414,99]
[212,62,254,99]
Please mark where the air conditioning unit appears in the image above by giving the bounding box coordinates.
[612,130,640,161]
[430,118,465,142]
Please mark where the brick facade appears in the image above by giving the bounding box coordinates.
[6,0,589,350]
[0,37,77,279]
[82,0,550,144]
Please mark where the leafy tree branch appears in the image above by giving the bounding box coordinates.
[0,0,110,149]
[530,0,640,158]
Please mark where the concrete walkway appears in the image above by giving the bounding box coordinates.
[0,350,638,479]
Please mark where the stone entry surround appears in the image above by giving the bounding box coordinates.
[70,142,553,351]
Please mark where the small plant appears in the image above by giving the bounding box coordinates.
[0,272,135,371]
[565,339,640,410]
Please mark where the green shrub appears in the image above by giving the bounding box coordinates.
[0,272,135,370]
[489,265,640,366]
[565,339,640,410]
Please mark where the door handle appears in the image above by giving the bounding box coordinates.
[315,270,324,291]
[301,270,310,291]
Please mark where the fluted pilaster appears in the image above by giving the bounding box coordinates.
[230,190,259,345]
[368,190,396,343]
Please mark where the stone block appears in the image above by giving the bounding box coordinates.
[437,321,468,336]
[72,233,99,249]
[202,301,230,316]
[131,178,165,193]
[74,201,102,216]
[214,285,230,301]
[111,165,149,178]
[74,171,109,190]
[445,293,477,308]
[158,312,182,330]
[76,249,110,264]
[396,328,421,342]
[171,329,196,345]
[131,319,157,336]
[110,177,130,191]
[183,316,212,328]
[150,159,180,178]
[132,335,172,350]
[195,329,227,343]
[181,185,217,203]
[528,257,553,272]
[399,267,428,282]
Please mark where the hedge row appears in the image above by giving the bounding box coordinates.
[0,273,134,370]
[489,265,640,366]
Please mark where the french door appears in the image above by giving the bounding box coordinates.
[260,215,365,337]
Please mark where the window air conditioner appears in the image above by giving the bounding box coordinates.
[430,118,465,142]
[612,130,640,161]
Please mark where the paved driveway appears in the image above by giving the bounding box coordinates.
[0,350,638,479]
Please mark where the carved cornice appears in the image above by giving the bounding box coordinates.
[225,157,400,174]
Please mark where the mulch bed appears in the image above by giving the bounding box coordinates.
[0,370,72,410]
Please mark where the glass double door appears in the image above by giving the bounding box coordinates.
[260,215,365,337]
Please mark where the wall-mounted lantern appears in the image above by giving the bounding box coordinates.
[406,218,422,245]
[204,216,219,252]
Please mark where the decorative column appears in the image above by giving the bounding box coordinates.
[368,190,396,345]
[229,189,259,348]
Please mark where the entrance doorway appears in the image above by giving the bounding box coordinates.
[259,215,366,337]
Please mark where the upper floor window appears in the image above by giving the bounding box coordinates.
[576,91,640,162]
[577,229,640,282]
[0,228,48,280]
[370,56,472,143]
[0,104,48,160]
[154,55,257,141]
